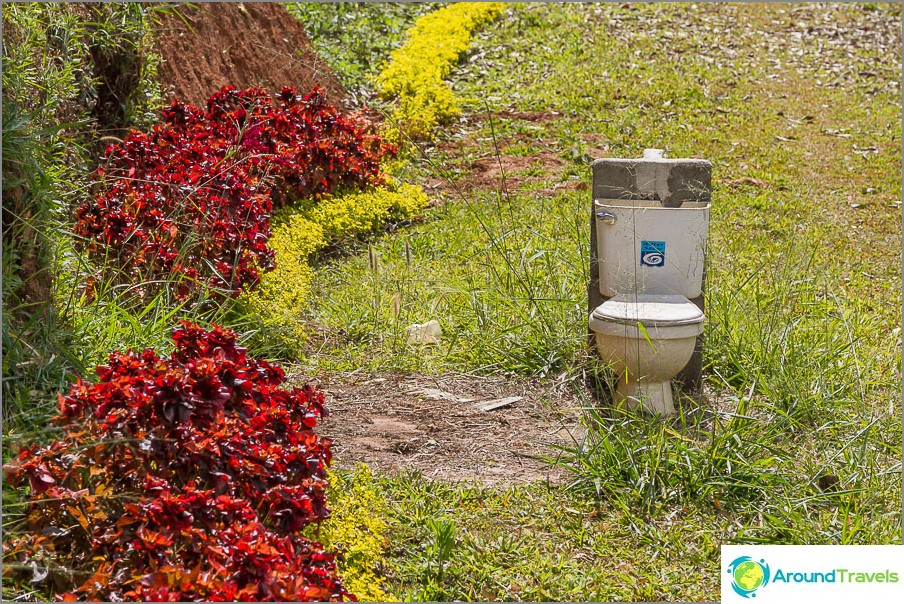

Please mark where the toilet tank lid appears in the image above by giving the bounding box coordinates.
[592,294,704,326]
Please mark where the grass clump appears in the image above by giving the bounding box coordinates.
[705,246,887,429]
[553,405,783,515]
[377,2,507,138]
[553,397,901,546]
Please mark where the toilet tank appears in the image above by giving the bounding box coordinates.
[595,199,709,298]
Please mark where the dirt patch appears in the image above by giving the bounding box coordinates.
[466,152,565,189]
[463,109,563,124]
[153,3,346,109]
[578,132,611,160]
[303,371,587,485]
[424,152,588,199]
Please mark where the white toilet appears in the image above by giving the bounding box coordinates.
[588,197,709,415]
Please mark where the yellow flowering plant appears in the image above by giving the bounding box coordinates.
[240,180,428,356]
[377,2,507,138]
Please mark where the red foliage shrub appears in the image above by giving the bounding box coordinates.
[3,323,353,602]
[73,86,394,299]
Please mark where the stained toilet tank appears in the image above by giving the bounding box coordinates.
[594,198,709,299]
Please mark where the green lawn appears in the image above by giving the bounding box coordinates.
[296,3,902,601]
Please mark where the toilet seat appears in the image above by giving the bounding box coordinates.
[589,293,704,339]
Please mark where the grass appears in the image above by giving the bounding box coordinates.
[305,187,589,376]
[304,2,900,410]
[293,2,901,600]
[285,2,438,104]
[376,471,720,601]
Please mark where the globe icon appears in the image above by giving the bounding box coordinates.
[733,560,765,592]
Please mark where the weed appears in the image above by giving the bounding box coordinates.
[425,518,457,586]
[706,244,883,430]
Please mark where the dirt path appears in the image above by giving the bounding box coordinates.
[298,370,587,485]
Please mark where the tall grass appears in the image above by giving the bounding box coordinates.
[310,184,591,376]
[309,106,592,376]
[551,402,786,513]
[552,394,900,544]
[2,4,168,442]
[706,242,888,429]
[550,247,901,543]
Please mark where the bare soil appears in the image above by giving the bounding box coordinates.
[153,3,346,109]
[464,152,564,191]
[298,371,588,485]
[424,150,588,200]
[474,109,562,124]
[420,108,597,199]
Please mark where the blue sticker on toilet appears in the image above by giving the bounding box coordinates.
[640,240,665,267]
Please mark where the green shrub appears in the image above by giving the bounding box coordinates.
[2,3,162,436]
[376,2,507,138]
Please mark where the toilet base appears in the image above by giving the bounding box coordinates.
[614,375,675,416]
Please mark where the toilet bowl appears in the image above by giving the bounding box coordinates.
[589,293,704,415]
[589,192,710,416]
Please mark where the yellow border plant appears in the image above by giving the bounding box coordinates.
[240,180,428,356]
[309,465,393,602]
[376,2,507,139]
[239,214,325,353]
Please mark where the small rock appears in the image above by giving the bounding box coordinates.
[407,387,475,403]
[405,320,442,345]
[476,396,523,412]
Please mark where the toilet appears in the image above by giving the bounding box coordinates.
[588,196,709,416]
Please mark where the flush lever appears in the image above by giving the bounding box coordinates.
[596,211,616,224]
